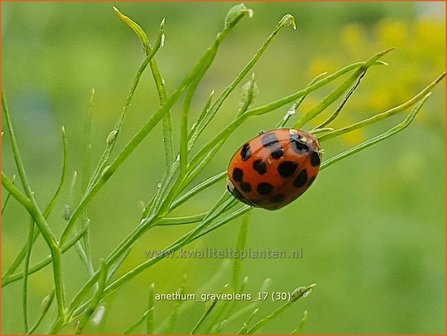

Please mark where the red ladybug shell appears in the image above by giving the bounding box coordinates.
[227,128,322,210]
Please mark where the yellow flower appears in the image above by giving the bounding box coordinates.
[308,57,338,78]
[376,20,407,48]
[367,88,393,111]
[341,24,367,57]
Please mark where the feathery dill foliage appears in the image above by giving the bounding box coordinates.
[1,4,444,334]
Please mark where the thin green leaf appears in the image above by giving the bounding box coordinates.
[220,278,272,325]
[321,93,431,170]
[166,275,187,333]
[293,49,393,129]
[5,126,69,279]
[313,69,367,130]
[22,218,35,332]
[276,72,327,128]
[188,90,215,151]
[233,215,249,290]
[237,308,259,334]
[157,213,207,226]
[190,204,251,241]
[74,260,108,334]
[188,13,297,151]
[289,310,308,334]
[27,291,55,334]
[2,224,89,288]
[1,173,32,211]
[245,284,316,334]
[187,59,371,176]
[147,283,155,334]
[2,174,16,213]
[82,90,94,192]
[113,6,150,51]
[122,308,153,334]
[237,74,258,117]
[224,4,253,29]
[2,92,65,319]
[207,276,249,333]
[293,68,367,129]
[85,20,165,194]
[170,171,226,210]
[106,243,133,283]
[190,295,219,334]
[318,72,446,142]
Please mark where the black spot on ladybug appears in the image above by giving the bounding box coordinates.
[293,169,308,188]
[232,168,244,181]
[307,175,316,187]
[310,151,321,167]
[271,148,284,159]
[291,134,309,154]
[278,161,298,178]
[240,182,252,193]
[270,193,285,203]
[253,159,267,175]
[240,143,251,161]
[257,182,274,195]
[261,133,279,148]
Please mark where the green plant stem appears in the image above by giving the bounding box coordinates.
[65,217,160,317]
[2,174,16,213]
[4,126,66,278]
[122,308,153,334]
[22,218,35,332]
[27,291,55,334]
[292,49,393,129]
[53,15,257,320]
[145,25,175,169]
[2,225,88,287]
[217,278,272,327]
[1,172,32,210]
[59,9,246,251]
[289,310,308,334]
[276,72,328,128]
[74,260,108,334]
[188,14,296,149]
[69,196,238,320]
[157,213,207,225]
[318,72,446,142]
[314,68,367,129]
[245,284,315,334]
[187,60,373,175]
[170,171,227,210]
[147,5,256,220]
[87,25,165,191]
[166,276,187,333]
[2,93,66,320]
[147,283,155,334]
[80,91,95,282]
[190,299,218,334]
[293,68,365,129]
[321,93,430,170]
[237,307,259,334]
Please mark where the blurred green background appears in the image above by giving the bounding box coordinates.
[2,1,445,334]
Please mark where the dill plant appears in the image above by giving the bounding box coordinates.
[1,4,445,334]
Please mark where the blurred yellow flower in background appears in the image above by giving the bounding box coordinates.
[306,14,444,147]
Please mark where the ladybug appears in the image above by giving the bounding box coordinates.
[227,128,322,210]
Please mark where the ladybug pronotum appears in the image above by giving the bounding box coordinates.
[227,128,322,210]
